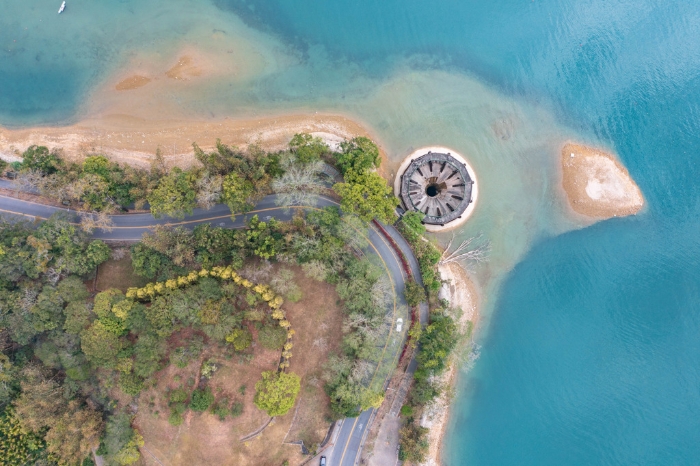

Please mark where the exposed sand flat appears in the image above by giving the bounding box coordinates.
[0,113,374,169]
[561,143,644,219]
[420,262,479,466]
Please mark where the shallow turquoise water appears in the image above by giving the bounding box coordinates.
[3,0,700,464]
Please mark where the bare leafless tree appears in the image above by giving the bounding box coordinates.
[371,276,393,310]
[111,248,128,261]
[337,215,369,250]
[45,267,62,285]
[12,169,44,194]
[272,160,324,207]
[240,260,274,282]
[196,174,223,210]
[301,260,329,281]
[79,210,115,234]
[350,360,375,385]
[19,289,38,313]
[439,233,491,267]
[312,337,328,351]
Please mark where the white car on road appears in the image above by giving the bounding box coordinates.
[396,318,403,332]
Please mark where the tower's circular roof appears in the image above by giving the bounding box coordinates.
[399,150,475,226]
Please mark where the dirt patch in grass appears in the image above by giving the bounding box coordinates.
[95,251,150,292]
[134,264,344,465]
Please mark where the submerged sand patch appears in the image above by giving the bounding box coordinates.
[166,56,204,80]
[561,143,644,219]
[115,75,152,91]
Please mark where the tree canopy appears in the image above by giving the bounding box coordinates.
[334,137,380,175]
[334,171,398,224]
[147,167,197,219]
[254,371,301,416]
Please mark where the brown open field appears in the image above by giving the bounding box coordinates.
[132,264,344,466]
[95,251,150,292]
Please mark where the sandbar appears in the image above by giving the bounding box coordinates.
[561,143,644,219]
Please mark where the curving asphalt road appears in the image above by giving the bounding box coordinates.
[0,191,426,466]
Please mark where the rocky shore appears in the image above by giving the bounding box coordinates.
[421,262,479,466]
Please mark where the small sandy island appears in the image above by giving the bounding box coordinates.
[420,262,479,466]
[561,143,644,219]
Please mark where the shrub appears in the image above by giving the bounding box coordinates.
[200,359,218,379]
[398,423,429,463]
[210,397,230,421]
[230,402,244,417]
[168,410,184,426]
[118,373,144,396]
[400,404,413,417]
[258,325,288,350]
[189,388,215,412]
[168,388,188,404]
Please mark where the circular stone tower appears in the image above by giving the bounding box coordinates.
[396,147,478,231]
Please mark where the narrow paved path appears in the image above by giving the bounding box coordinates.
[0,192,415,466]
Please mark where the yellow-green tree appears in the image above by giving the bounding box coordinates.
[253,371,301,417]
[334,171,398,224]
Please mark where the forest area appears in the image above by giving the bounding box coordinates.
[0,133,460,466]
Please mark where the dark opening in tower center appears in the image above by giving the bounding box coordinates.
[426,184,440,197]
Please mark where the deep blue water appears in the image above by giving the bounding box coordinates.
[217,1,700,463]
[4,0,700,464]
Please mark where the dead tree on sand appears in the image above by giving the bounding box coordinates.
[439,233,490,268]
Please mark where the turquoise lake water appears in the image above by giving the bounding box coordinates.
[3,0,700,464]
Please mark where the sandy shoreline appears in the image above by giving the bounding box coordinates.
[0,113,376,169]
[561,142,644,219]
[420,262,480,466]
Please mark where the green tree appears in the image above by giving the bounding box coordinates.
[289,133,329,164]
[0,408,47,465]
[253,371,301,417]
[222,171,255,218]
[102,413,142,466]
[415,313,457,378]
[399,211,426,242]
[190,388,215,412]
[21,145,61,174]
[334,171,398,224]
[334,137,380,175]
[130,243,173,279]
[81,321,123,367]
[226,328,253,351]
[403,280,426,307]
[147,168,196,219]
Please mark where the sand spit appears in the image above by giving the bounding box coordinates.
[561,143,644,219]
[421,262,479,466]
[0,113,374,170]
